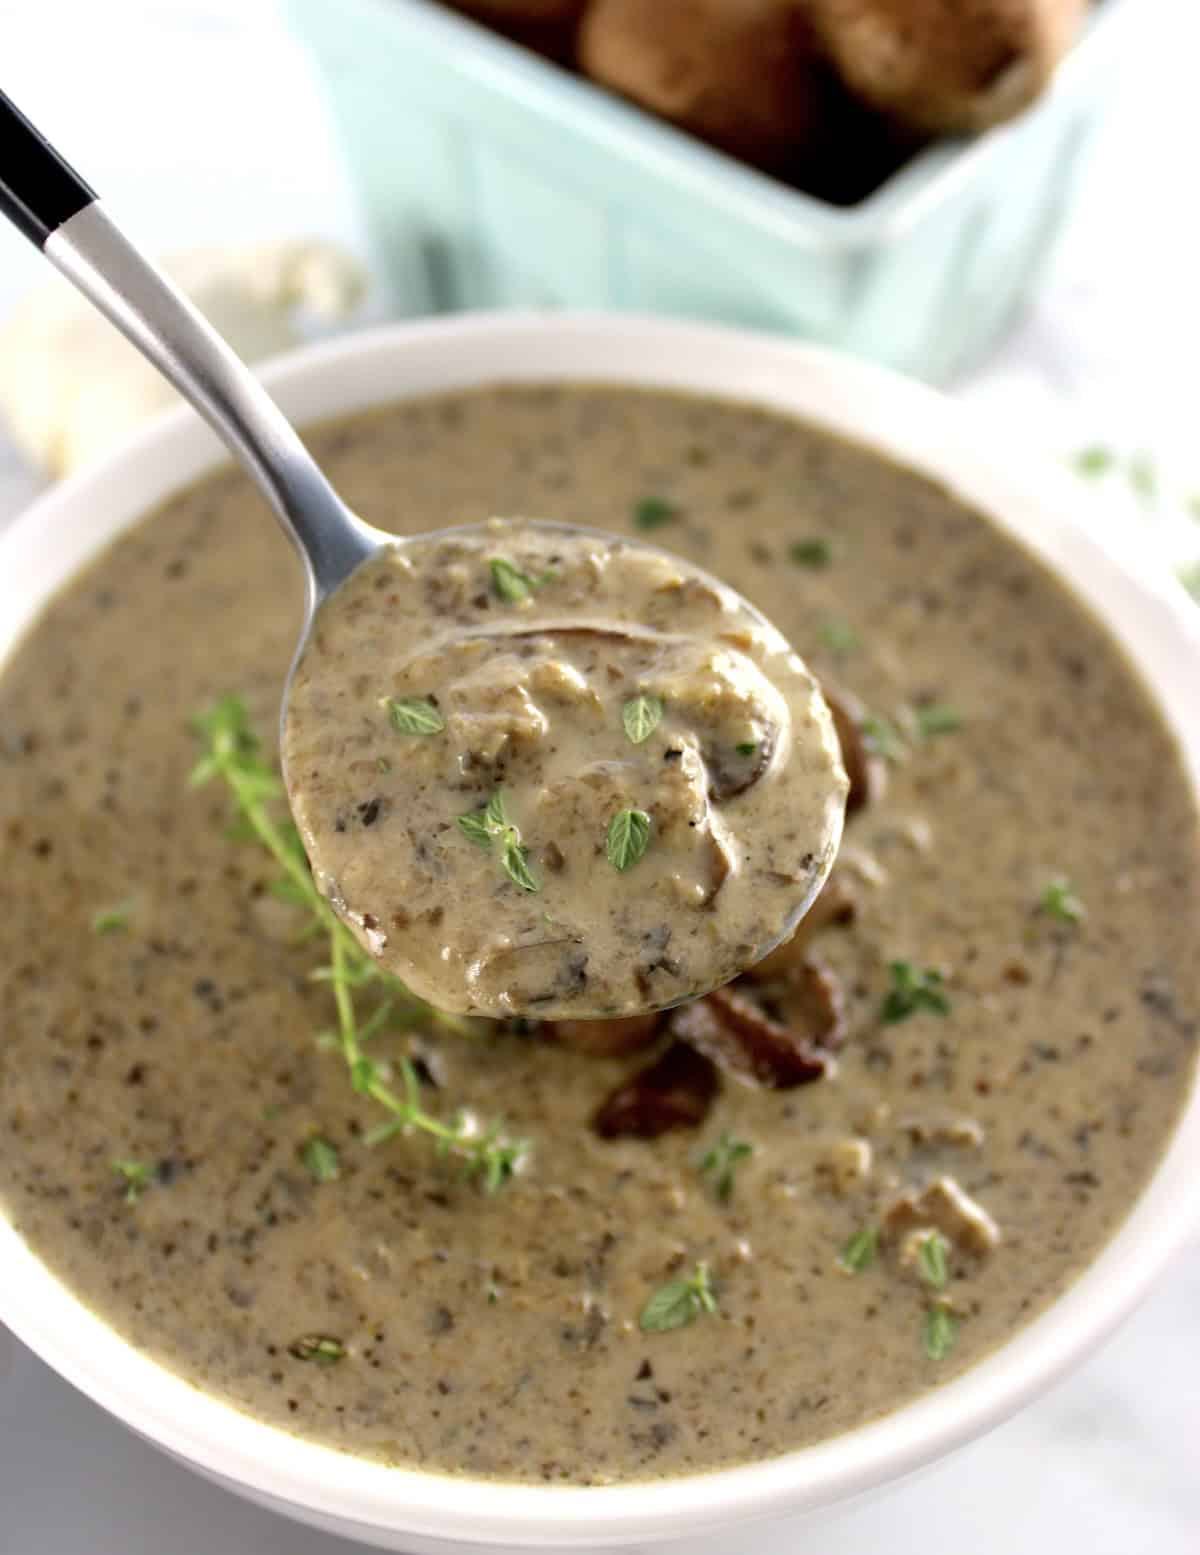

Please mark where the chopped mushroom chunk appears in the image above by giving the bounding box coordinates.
[670,963,844,1089]
[820,1136,873,1193]
[882,1175,1001,1256]
[592,1041,720,1138]
[900,1115,985,1150]
[822,684,887,816]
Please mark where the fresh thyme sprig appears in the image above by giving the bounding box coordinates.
[189,696,527,1192]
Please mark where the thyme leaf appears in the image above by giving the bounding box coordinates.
[923,1304,958,1360]
[302,1136,340,1183]
[289,1334,345,1365]
[607,808,652,872]
[633,496,676,531]
[490,557,541,603]
[916,1229,950,1290]
[914,703,962,738]
[640,1262,718,1332]
[1040,877,1085,924]
[882,961,950,1023]
[698,1133,753,1201]
[838,1224,878,1274]
[386,696,444,736]
[789,538,831,569]
[111,1159,155,1204]
[622,693,664,745]
[92,901,134,935]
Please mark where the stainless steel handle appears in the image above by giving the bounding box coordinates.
[47,204,377,603]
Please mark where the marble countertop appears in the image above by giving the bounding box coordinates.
[0,2,1197,1551]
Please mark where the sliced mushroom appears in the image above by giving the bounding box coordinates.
[822,684,886,816]
[746,872,857,979]
[548,1012,666,1058]
[882,1175,1001,1257]
[704,720,779,801]
[671,962,844,1089]
[468,937,589,1010]
[592,1040,720,1138]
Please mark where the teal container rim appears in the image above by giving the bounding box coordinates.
[292,0,1140,251]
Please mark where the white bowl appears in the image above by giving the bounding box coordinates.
[1,313,1198,1554]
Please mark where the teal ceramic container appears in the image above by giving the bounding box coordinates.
[286,0,1134,383]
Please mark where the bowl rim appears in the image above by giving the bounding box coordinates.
[1,310,1198,1547]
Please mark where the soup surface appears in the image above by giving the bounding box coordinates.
[0,384,1197,1485]
[284,519,846,1016]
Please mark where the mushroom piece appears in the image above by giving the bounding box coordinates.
[805,0,1087,135]
[703,720,779,802]
[882,1175,1001,1257]
[821,684,886,816]
[548,1011,666,1058]
[592,1040,720,1138]
[899,1116,986,1150]
[671,961,845,1089]
[579,0,832,175]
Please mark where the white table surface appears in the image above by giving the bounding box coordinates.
[0,3,1197,1552]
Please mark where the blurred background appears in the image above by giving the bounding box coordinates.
[0,0,1197,1551]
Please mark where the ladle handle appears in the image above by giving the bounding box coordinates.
[0,88,376,602]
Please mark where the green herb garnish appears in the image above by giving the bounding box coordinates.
[882,961,950,1023]
[1128,451,1157,504]
[1177,559,1200,601]
[607,808,651,872]
[916,1230,950,1290]
[698,1133,753,1201]
[819,618,860,656]
[457,811,494,848]
[838,1224,878,1274]
[914,703,962,738]
[289,1334,345,1365]
[386,696,444,736]
[1072,445,1115,478]
[789,538,831,569]
[490,557,542,603]
[622,693,664,745]
[923,1304,958,1361]
[92,901,134,935]
[361,1058,526,1191]
[457,789,539,894]
[190,697,525,1190]
[112,1159,154,1204]
[640,1262,717,1333]
[735,741,758,757]
[633,496,676,531]
[1070,445,1160,506]
[861,715,905,763]
[501,834,539,893]
[302,1136,340,1183]
[1039,877,1085,924]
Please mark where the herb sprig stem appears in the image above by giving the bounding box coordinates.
[191,697,524,1190]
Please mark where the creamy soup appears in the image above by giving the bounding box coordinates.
[0,384,1196,1487]
[283,519,846,1016]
